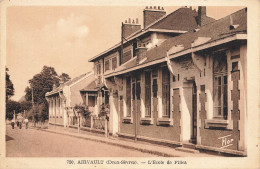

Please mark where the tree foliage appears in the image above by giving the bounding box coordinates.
[25,66,60,104]
[59,73,71,83]
[6,67,14,101]
[6,100,21,120]
[20,100,32,112]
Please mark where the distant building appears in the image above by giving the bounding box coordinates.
[45,72,94,130]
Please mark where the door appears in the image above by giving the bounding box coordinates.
[191,82,197,143]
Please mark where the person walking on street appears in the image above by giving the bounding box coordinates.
[18,118,22,129]
[24,118,29,129]
[11,119,15,129]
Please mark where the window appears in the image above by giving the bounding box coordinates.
[152,79,158,97]
[105,56,117,72]
[133,42,137,57]
[136,74,141,100]
[105,91,109,105]
[232,62,238,71]
[121,47,132,65]
[152,69,158,98]
[96,63,101,75]
[126,77,131,117]
[145,71,151,117]
[213,52,228,119]
[136,82,141,100]
[162,67,170,118]
[105,60,110,71]
[88,96,95,107]
[112,57,117,70]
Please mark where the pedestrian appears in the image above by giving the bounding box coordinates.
[18,118,22,129]
[24,118,29,129]
[11,119,15,129]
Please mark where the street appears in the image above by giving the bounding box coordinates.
[6,125,157,157]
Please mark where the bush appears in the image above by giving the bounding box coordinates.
[73,104,91,119]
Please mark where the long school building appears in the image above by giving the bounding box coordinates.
[87,7,247,156]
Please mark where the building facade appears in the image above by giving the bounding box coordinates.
[87,7,247,156]
[45,6,248,156]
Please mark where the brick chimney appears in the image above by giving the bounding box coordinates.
[197,6,207,26]
[136,47,148,64]
[143,6,166,28]
[59,79,64,86]
[122,18,141,38]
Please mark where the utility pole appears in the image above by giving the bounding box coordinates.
[120,22,123,65]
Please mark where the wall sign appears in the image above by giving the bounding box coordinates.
[218,134,234,148]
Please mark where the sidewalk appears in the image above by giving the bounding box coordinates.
[32,126,218,157]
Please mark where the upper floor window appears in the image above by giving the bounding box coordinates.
[112,57,117,70]
[213,52,228,119]
[105,55,118,72]
[121,46,133,65]
[96,63,101,75]
[105,60,110,72]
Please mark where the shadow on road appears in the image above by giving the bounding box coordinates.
[6,135,14,142]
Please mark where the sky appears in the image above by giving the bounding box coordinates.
[6,6,244,101]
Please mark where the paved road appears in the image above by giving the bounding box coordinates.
[6,125,157,157]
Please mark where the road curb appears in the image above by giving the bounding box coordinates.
[33,127,179,157]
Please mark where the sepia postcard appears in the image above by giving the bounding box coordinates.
[0,0,259,168]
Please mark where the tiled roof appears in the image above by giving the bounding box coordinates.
[80,74,98,92]
[150,7,214,31]
[64,72,90,86]
[80,81,97,92]
[109,8,247,76]
[89,7,215,62]
[46,72,92,96]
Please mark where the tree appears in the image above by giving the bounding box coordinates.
[20,100,32,112]
[24,66,70,121]
[6,100,21,120]
[25,66,59,104]
[59,73,71,83]
[6,67,14,101]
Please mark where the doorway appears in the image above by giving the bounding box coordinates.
[182,80,197,144]
[191,82,197,144]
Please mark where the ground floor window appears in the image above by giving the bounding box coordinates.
[145,71,151,117]
[213,52,228,119]
[162,67,170,118]
[126,76,131,117]
[88,96,96,107]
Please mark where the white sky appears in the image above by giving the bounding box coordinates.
[6,6,244,101]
